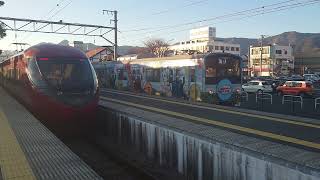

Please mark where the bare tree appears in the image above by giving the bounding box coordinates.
[143,38,169,57]
[0,1,4,6]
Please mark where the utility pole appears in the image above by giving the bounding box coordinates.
[260,35,264,76]
[103,10,118,61]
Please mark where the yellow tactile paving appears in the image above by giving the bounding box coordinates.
[0,110,36,180]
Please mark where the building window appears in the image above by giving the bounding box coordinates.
[220,46,224,50]
[231,47,235,51]
[284,50,288,55]
[226,46,230,51]
[276,50,282,54]
[262,47,269,54]
[181,42,185,45]
[236,47,240,51]
[215,46,219,50]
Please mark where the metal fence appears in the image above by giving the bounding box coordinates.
[282,95,303,109]
[256,92,273,104]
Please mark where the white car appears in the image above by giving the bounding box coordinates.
[242,81,273,93]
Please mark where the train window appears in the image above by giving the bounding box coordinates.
[146,68,160,82]
[28,58,43,85]
[206,67,217,78]
[37,58,94,92]
[205,56,241,84]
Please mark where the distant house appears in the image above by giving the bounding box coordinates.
[86,47,114,62]
[249,44,294,77]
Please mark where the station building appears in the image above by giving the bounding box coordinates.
[249,44,294,77]
[169,27,241,56]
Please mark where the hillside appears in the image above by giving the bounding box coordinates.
[220,31,320,56]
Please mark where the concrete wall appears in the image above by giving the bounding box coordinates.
[98,107,320,180]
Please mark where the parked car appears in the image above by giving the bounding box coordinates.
[290,74,305,81]
[303,74,320,83]
[276,81,314,97]
[242,80,273,93]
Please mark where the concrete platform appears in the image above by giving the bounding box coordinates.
[99,91,320,180]
[0,87,102,180]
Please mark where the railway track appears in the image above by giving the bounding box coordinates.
[60,136,155,180]
[42,118,156,180]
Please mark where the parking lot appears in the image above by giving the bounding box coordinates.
[240,91,320,119]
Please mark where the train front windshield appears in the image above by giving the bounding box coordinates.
[37,58,94,92]
[205,56,241,84]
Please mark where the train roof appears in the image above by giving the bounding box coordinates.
[24,43,87,59]
[121,52,241,63]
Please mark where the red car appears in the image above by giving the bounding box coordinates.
[276,81,314,97]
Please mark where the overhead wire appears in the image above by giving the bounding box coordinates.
[124,0,210,25]
[119,0,320,44]
[17,0,72,44]
[122,0,299,33]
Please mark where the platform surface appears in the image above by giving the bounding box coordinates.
[0,87,102,180]
[100,89,320,172]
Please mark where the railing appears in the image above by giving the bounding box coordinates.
[256,92,273,104]
[315,97,320,109]
[241,91,249,102]
[282,95,303,109]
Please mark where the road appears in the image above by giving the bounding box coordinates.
[100,89,320,152]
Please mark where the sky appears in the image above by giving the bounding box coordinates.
[0,0,319,50]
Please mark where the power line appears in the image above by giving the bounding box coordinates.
[122,0,210,28]
[123,0,298,33]
[42,0,65,20]
[18,0,72,43]
[151,0,209,16]
[119,0,320,44]
[121,0,318,40]
[47,0,72,21]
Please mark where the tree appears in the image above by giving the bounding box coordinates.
[143,38,170,58]
[0,1,6,39]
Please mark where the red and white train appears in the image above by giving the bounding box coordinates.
[0,43,99,132]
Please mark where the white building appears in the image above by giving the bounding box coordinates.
[190,27,216,41]
[170,27,241,55]
[249,44,294,77]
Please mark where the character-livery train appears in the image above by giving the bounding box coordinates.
[94,53,242,105]
[0,43,99,131]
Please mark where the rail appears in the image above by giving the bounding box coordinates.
[256,92,273,104]
[241,91,249,102]
[315,97,320,109]
[282,95,303,109]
